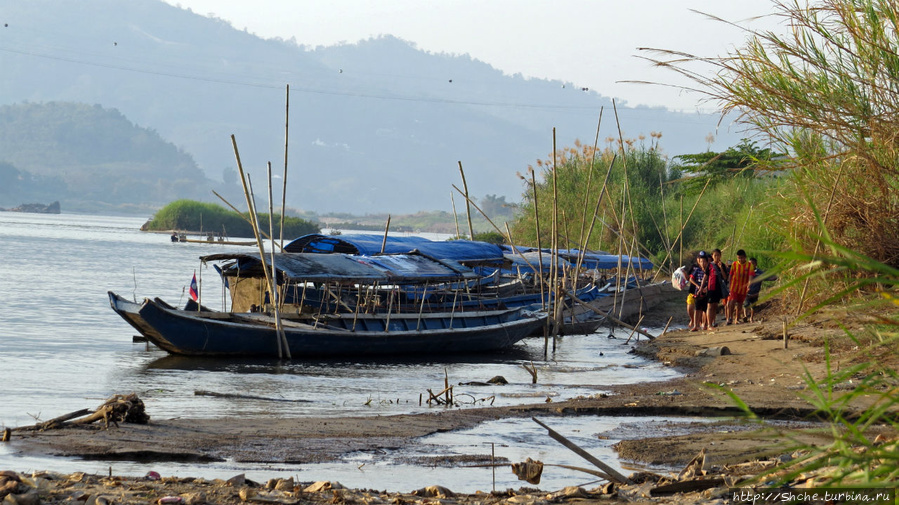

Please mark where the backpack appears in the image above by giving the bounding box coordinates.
[712,262,729,298]
[671,266,688,291]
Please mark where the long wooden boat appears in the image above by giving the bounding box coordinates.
[109,291,546,357]
[283,234,663,335]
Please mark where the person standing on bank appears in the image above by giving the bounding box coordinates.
[726,249,755,324]
[690,251,710,331]
[705,250,726,329]
[744,257,777,322]
[686,257,703,331]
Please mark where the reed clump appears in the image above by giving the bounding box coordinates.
[510,137,778,272]
[642,0,899,280]
[638,0,899,489]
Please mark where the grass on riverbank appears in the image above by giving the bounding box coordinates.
[143,200,320,239]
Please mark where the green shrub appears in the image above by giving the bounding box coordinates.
[146,199,320,240]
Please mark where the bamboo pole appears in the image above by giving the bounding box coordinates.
[611,100,653,298]
[231,136,288,359]
[653,176,713,273]
[565,288,656,340]
[679,194,684,268]
[385,288,394,331]
[624,315,644,344]
[280,84,289,250]
[575,107,604,271]
[450,192,461,239]
[526,166,549,356]
[458,161,474,239]
[452,186,501,238]
[658,168,671,267]
[613,101,643,257]
[381,214,391,254]
[579,153,617,261]
[609,101,656,300]
[444,368,450,404]
[532,417,633,485]
[660,315,674,337]
[211,190,281,248]
[530,168,545,309]
[267,161,290,359]
[352,286,362,331]
[452,186,541,278]
[551,128,562,338]
[614,200,625,316]
[416,285,429,331]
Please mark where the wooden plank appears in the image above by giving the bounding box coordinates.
[12,408,92,432]
[194,390,311,403]
[532,417,633,485]
[650,478,726,496]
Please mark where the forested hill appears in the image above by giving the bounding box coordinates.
[0,102,223,212]
[0,0,742,214]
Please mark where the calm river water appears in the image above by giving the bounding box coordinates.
[0,212,687,492]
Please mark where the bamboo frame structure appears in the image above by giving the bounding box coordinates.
[231,135,290,359]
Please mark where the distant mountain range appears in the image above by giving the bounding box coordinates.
[0,0,742,214]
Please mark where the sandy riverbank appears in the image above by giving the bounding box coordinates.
[3,287,893,503]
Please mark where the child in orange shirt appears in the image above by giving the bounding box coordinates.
[726,249,755,324]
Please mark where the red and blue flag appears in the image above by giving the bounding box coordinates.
[189,272,199,301]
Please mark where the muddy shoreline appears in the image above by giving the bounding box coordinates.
[2,287,872,499]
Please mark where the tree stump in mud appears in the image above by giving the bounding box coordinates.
[13,393,149,432]
[72,393,150,427]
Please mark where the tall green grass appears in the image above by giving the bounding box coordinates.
[748,234,899,488]
[637,0,899,488]
[509,140,782,272]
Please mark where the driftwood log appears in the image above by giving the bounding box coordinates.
[11,393,149,433]
[194,390,311,403]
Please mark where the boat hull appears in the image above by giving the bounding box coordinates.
[109,291,546,358]
[555,281,670,335]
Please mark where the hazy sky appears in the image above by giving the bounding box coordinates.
[163,0,781,112]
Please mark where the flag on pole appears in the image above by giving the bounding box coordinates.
[189,271,199,301]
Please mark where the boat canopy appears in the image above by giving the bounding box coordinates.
[284,234,506,264]
[501,246,654,270]
[557,249,654,270]
[503,251,573,273]
[282,235,652,271]
[201,252,478,284]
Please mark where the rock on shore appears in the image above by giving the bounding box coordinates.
[0,201,61,214]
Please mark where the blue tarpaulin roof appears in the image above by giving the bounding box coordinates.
[285,234,506,264]
[503,251,572,273]
[502,246,654,270]
[201,252,477,284]
[557,249,654,270]
[284,235,653,270]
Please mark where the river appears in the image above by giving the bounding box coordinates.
[0,212,686,492]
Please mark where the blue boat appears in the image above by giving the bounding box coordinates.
[109,292,545,357]
[282,234,661,336]
[109,251,548,357]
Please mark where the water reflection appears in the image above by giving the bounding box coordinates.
[142,345,538,373]
[1,213,684,490]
